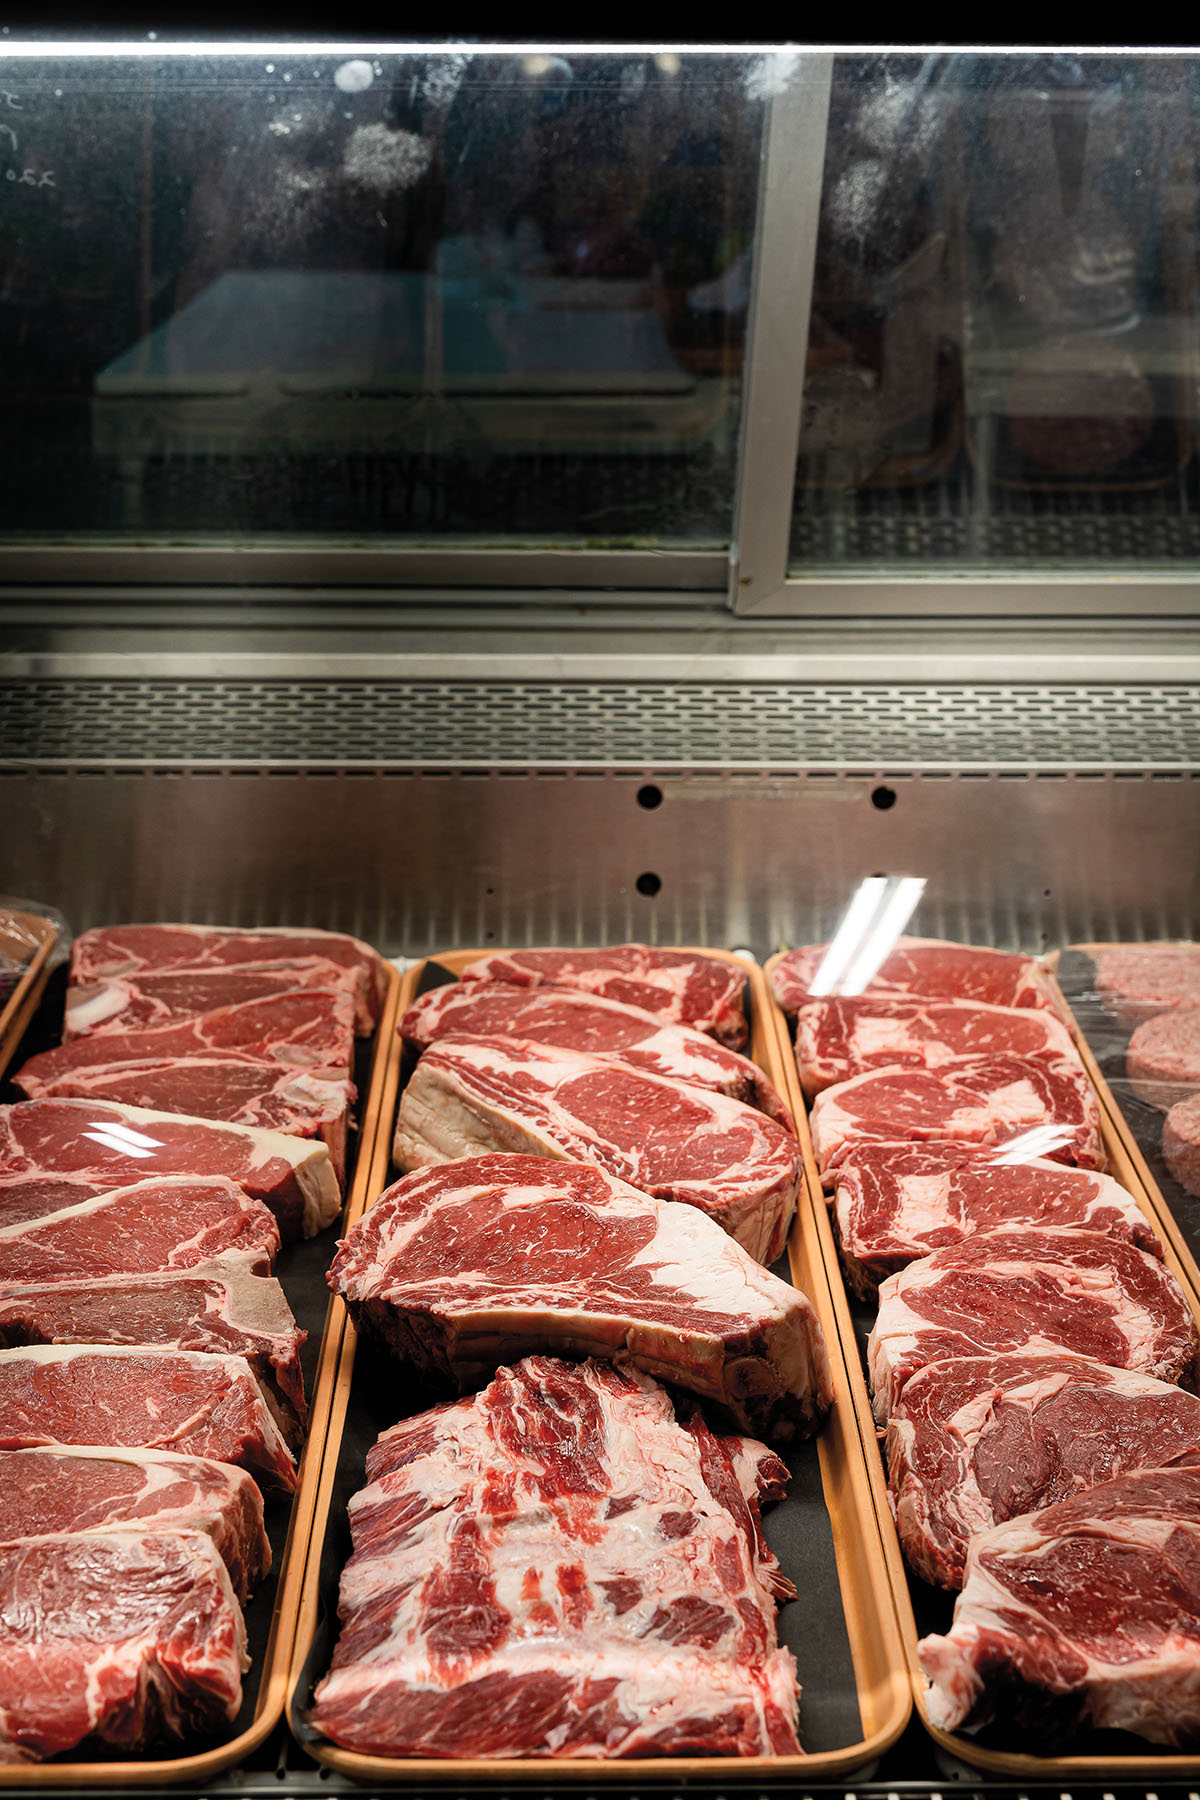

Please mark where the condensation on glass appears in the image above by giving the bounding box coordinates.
[790,52,1199,574]
[0,48,763,545]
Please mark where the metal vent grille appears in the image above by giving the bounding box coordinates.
[3,678,1199,770]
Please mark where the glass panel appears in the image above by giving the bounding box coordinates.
[0,45,763,547]
[790,52,1197,574]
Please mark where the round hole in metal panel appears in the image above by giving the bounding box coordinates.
[636,872,662,897]
[636,784,663,810]
[871,786,897,811]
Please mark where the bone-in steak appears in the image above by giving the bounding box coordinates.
[0,1261,305,1445]
[868,1227,1197,1421]
[308,1356,800,1759]
[328,1153,830,1441]
[70,922,386,1034]
[66,964,357,1039]
[920,1467,1200,1747]
[887,1352,1200,1589]
[457,945,749,1049]
[794,996,1080,1097]
[831,1142,1159,1299]
[0,1446,269,1602]
[0,1530,247,1762]
[0,1176,280,1283]
[0,1097,340,1240]
[770,936,1061,1017]
[401,981,790,1125]
[809,1055,1105,1178]
[0,1345,297,1493]
[393,1036,801,1264]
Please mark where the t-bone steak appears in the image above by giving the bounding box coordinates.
[887,1351,1200,1589]
[12,1059,355,1188]
[19,989,356,1086]
[457,945,749,1049]
[308,1355,800,1759]
[0,1261,305,1446]
[919,1467,1200,1748]
[66,964,359,1040]
[0,1176,280,1284]
[70,922,386,1034]
[401,980,790,1126]
[393,1036,801,1264]
[868,1227,1197,1421]
[0,1530,246,1762]
[809,1055,1105,1178]
[1127,1004,1200,1110]
[770,936,1061,1016]
[327,1153,831,1441]
[0,1097,340,1240]
[794,996,1080,1097]
[0,1446,269,1602]
[831,1142,1159,1299]
[1093,943,1200,1024]
[0,1345,297,1493]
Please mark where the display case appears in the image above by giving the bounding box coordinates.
[2,32,1200,1800]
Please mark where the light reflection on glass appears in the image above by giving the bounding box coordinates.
[810,875,926,996]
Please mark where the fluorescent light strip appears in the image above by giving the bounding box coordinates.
[839,877,926,995]
[807,878,888,997]
[83,1121,163,1150]
[82,1130,156,1158]
[988,1124,1079,1165]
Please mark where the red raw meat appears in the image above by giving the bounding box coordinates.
[0,1098,340,1241]
[70,922,386,1034]
[1127,1005,1200,1110]
[11,1061,355,1188]
[308,1356,799,1759]
[0,1531,246,1762]
[0,1446,269,1602]
[402,980,790,1125]
[770,936,1060,1016]
[868,1227,1197,1422]
[1165,1092,1200,1198]
[831,1142,1159,1299]
[794,995,1080,1097]
[920,1467,1200,1747]
[0,1261,305,1446]
[66,964,357,1039]
[1093,943,1200,1023]
[458,945,749,1048]
[328,1154,830,1441]
[888,1352,1200,1588]
[0,1345,297,1493]
[393,1036,802,1264]
[809,1055,1105,1177]
[0,1176,279,1283]
[20,990,356,1086]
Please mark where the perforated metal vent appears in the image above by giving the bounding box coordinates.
[3,678,1199,770]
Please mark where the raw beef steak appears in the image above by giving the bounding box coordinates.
[1165,1092,1200,1198]
[328,1154,831,1441]
[919,1467,1200,1747]
[1093,943,1200,1023]
[794,996,1080,1097]
[0,1530,246,1762]
[20,989,356,1086]
[0,1447,269,1602]
[770,936,1061,1016]
[401,981,790,1126]
[393,1037,802,1264]
[0,1175,123,1230]
[12,1060,355,1187]
[0,1345,297,1493]
[809,1055,1105,1178]
[888,1352,1200,1589]
[868,1227,1197,1421]
[831,1143,1158,1299]
[457,945,749,1049]
[308,1356,800,1759]
[66,964,357,1039]
[0,1261,305,1445]
[0,1097,340,1240]
[0,1176,280,1284]
[71,922,386,1033]
[1127,1005,1200,1110]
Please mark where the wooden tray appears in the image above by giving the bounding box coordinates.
[0,911,59,1079]
[286,947,912,1781]
[764,947,1200,1778]
[0,963,403,1787]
